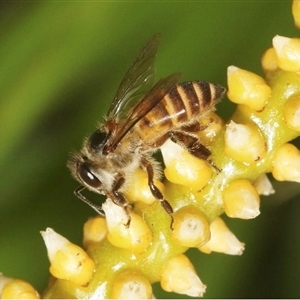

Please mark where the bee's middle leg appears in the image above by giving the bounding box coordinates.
[141,157,174,228]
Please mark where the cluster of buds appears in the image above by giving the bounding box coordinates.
[2,1,300,299]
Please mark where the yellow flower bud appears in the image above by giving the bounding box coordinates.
[103,199,152,253]
[199,217,245,255]
[161,254,206,297]
[0,275,40,299]
[284,95,300,132]
[83,216,108,248]
[292,0,300,29]
[261,47,278,73]
[124,168,164,205]
[40,228,95,286]
[224,121,267,163]
[195,112,225,144]
[272,143,300,182]
[222,179,260,219]
[272,35,300,72]
[171,206,210,248]
[227,65,271,111]
[111,271,152,299]
[161,139,212,191]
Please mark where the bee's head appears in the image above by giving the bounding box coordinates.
[67,154,103,193]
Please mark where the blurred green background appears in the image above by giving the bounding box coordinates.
[1,1,300,298]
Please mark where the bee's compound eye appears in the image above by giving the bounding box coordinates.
[78,163,101,189]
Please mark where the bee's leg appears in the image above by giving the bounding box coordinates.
[107,176,132,227]
[171,130,220,172]
[181,118,214,133]
[74,185,105,216]
[171,131,211,159]
[141,157,174,229]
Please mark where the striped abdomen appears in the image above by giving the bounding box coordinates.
[136,81,226,141]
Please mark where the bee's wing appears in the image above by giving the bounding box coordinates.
[107,34,161,120]
[107,73,180,150]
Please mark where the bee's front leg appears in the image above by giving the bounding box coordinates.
[141,157,174,229]
[107,175,132,227]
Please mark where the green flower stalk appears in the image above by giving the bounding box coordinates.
[1,2,300,299]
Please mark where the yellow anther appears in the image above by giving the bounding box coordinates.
[111,271,152,299]
[284,95,300,132]
[224,121,267,163]
[161,254,206,297]
[227,65,271,111]
[124,168,164,205]
[261,47,278,73]
[40,228,95,286]
[222,179,260,219]
[272,143,300,182]
[171,206,211,248]
[83,216,108,248]
[103,199,152,253]
[199,217,245,255]
[272,35,300,72]
[161,139,212,191]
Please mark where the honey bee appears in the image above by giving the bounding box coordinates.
[67,34,225,226]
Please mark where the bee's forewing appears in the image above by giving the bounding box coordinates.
[107,34,161,120]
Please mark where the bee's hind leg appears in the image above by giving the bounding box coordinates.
[141,157,174,229]
[171,130,221,172]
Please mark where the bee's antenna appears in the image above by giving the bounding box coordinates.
[74,185,105,216]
